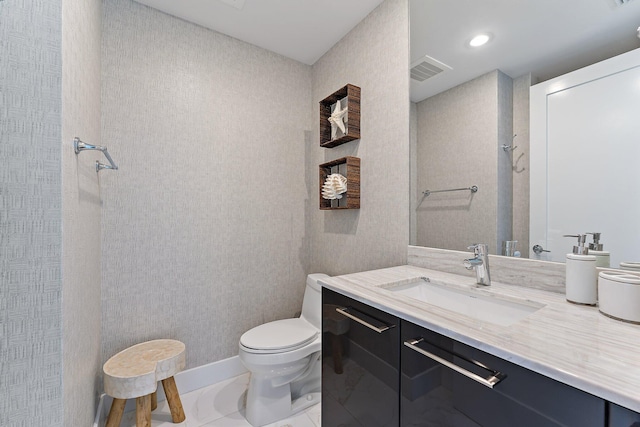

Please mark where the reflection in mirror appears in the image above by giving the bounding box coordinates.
[409,0,640,260]
[412,70,521,255]
[529,49,640,266]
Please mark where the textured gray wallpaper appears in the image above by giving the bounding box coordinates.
[415,70,513,255]
[496,71,513,250]
[101,0,313,368]
[512,74,531,257]
[61,0,103,424]
[309,0,410,275]
[0,1,64,426]
[410,102,418,244]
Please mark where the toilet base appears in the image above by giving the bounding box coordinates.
[244,375,289,427]
[245,386,320,427]
[245,381,321,426]
[243,356,321,427]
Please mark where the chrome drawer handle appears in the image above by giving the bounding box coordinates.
[335,307,395,333]
[404,338,506,389]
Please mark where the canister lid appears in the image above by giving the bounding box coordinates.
[599,271,640,285]
[620,261,640,270]
[566,253,596,261]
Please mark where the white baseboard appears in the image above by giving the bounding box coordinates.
[93,355,247,426]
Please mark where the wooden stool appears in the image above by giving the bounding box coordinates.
[323,304,350,374]
[103,339,186,427]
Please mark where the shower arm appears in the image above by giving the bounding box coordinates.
[73,137,119,172]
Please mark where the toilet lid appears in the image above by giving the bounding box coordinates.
[240,318,318,352]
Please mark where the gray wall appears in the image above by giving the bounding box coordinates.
[101,0,313,368]
[61,0,103,424]
[512,74,531,257]
[496,71,513,251]
[414,70,513,254]
[1,0,103,425]
[308,0,410,275]
[410,102,418,244]
[0,1,64,425]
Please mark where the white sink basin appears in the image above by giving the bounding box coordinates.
[379,278,545,326]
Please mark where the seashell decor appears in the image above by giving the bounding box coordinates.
[328,97,348,140]
[321,173,348,200]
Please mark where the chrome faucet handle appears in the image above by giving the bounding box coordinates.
[468,243,488,255]
[463,258,481,270]
[532,244,550,255]
[464,243,491,286]
[467,244,480,253]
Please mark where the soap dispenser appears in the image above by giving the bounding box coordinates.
[586,232,610,268]
[564,234,597,305]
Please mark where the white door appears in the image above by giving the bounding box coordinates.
[530,48,640,265]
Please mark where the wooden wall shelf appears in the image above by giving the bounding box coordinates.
[319,84,361,148]
[319,156,360,210]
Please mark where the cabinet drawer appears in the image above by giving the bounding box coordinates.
[322,288,400,427]
[608,402,640,427]
[402,321,605,427]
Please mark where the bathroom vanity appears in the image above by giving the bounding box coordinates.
[320,262,640,426]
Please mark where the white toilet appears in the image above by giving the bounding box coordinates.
[238,273,328,427]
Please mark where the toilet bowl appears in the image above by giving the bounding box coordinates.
[238,273,328,427]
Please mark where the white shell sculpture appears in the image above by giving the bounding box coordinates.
[328,98,348,140]
[322,173,348,200]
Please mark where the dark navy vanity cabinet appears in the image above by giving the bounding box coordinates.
[322,288,640,427]
[401,321,604,426]
[322,288,400,426]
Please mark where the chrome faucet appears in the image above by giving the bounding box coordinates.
[464,244,491,286]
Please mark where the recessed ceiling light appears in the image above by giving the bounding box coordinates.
[469,33,491,47]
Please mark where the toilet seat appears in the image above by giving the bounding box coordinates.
[240,318,319,354]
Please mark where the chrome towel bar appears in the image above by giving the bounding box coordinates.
[423,185,477,197]
[73,137,119,172]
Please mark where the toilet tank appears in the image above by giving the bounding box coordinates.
[301,273,328,329]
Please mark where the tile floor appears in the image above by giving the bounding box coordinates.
[117,373,321,427]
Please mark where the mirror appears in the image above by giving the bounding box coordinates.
[409,0,640,261]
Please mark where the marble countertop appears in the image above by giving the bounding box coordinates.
[319,265,640,412]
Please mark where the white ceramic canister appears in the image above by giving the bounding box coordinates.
[586,233,609,268]
[589,250,610,268]
[565,253,598,305]
[598,270,640,324]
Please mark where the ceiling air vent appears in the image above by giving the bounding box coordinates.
[410,56,452,82]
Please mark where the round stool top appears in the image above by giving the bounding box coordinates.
[103,339,185,399]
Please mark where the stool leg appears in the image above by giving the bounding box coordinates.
[136,394,152,427]
[151,390,158,411]
[162,376,186,423]
[106,398,126,427]
[331,333,343,374]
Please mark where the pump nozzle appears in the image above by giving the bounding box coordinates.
[563,234,589,255]
[586,232,603,251]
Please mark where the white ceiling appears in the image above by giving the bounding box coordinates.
[132,0,385,65]
[410,0,640,101]
[133,0,640,102]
